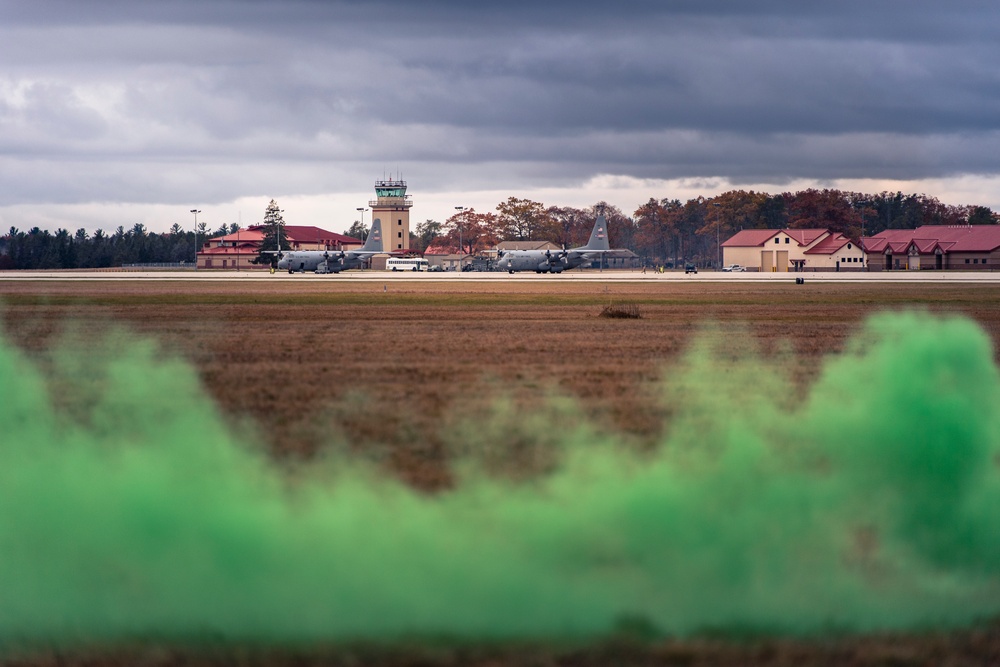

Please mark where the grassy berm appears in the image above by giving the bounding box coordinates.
[2,278,1000,666]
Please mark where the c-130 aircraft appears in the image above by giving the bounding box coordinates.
[496,214,611,273]
[277,218,384,274]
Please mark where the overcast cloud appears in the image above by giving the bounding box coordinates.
[2,1,999,234]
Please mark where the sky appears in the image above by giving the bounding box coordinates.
[2,1,1000,236]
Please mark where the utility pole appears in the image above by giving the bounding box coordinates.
[455,206,466,270]
[712,202,721,269]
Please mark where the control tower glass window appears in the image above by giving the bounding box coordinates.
[375,180,407,198]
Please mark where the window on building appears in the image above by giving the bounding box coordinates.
[398,231,402,238]
[398,219,402,225]
[784,237,789,243]
[966,258,971,264]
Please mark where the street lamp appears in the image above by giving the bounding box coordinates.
[275,209,284,257]
[355,207,369,252]
[712,202,721,269]
[454,206,466,271]
[190,209,201,268]
[859,207,867,271]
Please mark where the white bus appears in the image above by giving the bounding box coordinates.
[386,257,429,272]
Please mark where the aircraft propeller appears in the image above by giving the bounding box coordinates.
[545,247,567,265]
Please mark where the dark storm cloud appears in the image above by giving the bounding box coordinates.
[1,0,999,210]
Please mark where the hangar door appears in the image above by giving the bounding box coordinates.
[760,250,773,272]
[776,250,788,272]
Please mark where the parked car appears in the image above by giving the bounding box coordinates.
[684,263,698,274]
[722,264,746,272]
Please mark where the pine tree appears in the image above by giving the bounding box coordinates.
[253,199,290,266]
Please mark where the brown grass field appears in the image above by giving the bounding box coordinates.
[3,278,1000,665]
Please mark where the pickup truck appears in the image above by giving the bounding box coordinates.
[722,264,746,272]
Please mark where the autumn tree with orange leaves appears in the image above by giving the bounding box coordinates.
[442,208,499,255]
[495,197,556,241]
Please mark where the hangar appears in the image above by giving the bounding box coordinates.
[722,229,865,272]
[861,226,1000,271]
[197,226,363,270]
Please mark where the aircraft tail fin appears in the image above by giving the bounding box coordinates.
[581,214,610,251]
[361,218,383,253]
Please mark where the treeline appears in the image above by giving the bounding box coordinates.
[3,189,997,270]
[415,189,997,267]
[0,222,234,271]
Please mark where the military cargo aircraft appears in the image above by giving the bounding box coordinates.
[496,214,611,273]
[277,218,384,273]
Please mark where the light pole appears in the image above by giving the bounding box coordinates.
[454,206,466,271]
[190,209,201,268]
[859,206,867,271]
[276,209,284,255]
[712,202,721,269]
[236,211,241,271]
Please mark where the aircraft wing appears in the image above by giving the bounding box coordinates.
[571,249,631,259]
[567,249,611,259]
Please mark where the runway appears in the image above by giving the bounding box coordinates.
[3,269,1000,283]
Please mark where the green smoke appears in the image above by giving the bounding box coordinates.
[1,312,999,649]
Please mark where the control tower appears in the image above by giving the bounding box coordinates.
[370,179,413,252]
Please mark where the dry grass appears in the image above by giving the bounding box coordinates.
[4,278,1000,664]
[4,621,1000,666]
[4,279,1000,489]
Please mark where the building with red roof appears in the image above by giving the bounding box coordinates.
[422,243,471,271]
[196,225,363,270]
[861,225,1000,271]
[722,229,865,272]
